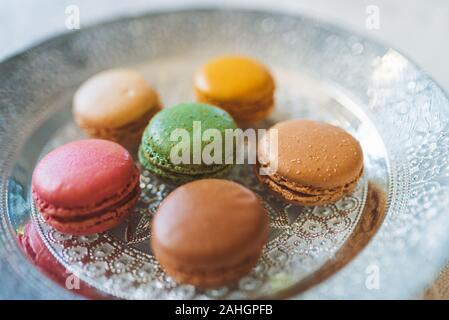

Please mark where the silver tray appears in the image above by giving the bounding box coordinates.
[1,8,449,299]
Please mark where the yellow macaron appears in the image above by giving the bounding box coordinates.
[73,68,161,152]
[194,55,275,125]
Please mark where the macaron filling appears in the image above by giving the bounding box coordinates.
[259,163,364,195]
[256,166,363,205]
[37,182,140,223]
[77,107,160,140]
[197,92,274,123]
[139,144,230,177]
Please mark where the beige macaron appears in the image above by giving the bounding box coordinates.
[73,68,161,152]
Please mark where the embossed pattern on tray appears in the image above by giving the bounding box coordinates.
[33,152,367,299]
[31,59,371,298]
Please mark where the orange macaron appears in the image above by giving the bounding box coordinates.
[193,55,275,125]
[73,69,161,152]
[256,119,364,206]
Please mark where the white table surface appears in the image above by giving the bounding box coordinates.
[2,0,449,91]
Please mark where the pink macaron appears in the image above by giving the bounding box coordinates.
[18,221,105,299]
[32,139,140,235]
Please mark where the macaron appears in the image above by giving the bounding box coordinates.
[32,139,141,235]
[151,179,269,288]
[138,103,237,182]
[256,119,364,206]
[17,221,104,299]
[194,55,275,125]
[73,69,161,151]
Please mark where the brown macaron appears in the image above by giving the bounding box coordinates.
[151,179,269,288]
[256,119,364,206]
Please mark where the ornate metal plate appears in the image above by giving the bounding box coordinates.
[1,9,449,299]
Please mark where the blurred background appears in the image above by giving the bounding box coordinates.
[1,0,449,299]
[2,0,449,92]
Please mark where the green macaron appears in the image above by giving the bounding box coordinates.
[138,103,237,182]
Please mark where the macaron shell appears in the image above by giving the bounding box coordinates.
[155,250,261,288]
[77,106,161,152]
[144,103,237,161]
[138,147,232,183]
[77,106,161,142]
[32,139,137,208]
[73,69,160,128]
[260,119,364,190]
[194,55,274,102]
